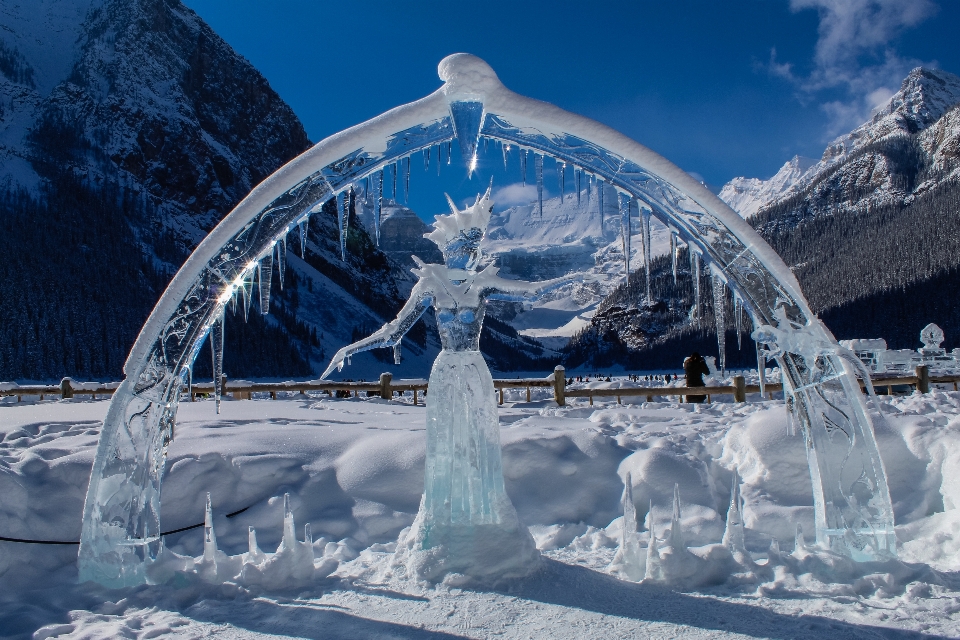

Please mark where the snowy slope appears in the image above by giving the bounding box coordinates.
[2,390,960,637]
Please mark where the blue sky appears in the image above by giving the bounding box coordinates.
[183,0,960,218]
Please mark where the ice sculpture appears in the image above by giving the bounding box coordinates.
[322,186,565,582]
[79,53,897,587]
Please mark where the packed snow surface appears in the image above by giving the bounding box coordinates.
[2,384,960,638]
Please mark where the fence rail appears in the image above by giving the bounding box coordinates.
[3,366,958,407]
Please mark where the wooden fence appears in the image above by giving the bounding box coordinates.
[3,365,958,407]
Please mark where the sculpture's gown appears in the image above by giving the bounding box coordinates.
[394,265,540,583]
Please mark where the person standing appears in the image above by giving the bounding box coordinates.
[684,352,710,403]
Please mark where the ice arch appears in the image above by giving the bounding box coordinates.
[78,54,895,587]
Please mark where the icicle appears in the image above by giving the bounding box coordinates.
[373,169,383,247]
[502,143,509,170]
[247,525,266,564]
[722,470,745,552]
[203,492,218,564]
[520,148,527,186]
[597,178,605,228]
[276,236,286,290]
[691,251,701,326]
[437,145,442,176]
[785,392,797,437]
[282,493,296,551]
[259,252,274,314]
[402,156,410,203]
[642,207,652,303]
[424,146,431,172]
[240,271,253,322]
[669,483,684,549]
[575,168,581,206]
[757,341,766,397]
[670,232,679,286]
[586,173,592,202]
[645,499,663,581]
[446,140,452,165]
[298,217,308,258]
[336,190,349,261]
[211,313,224,414]
[393,339,402,365]
[557,161,565,204]
[534,154,544,217]
[391,162,398,200]
[304,523,314,560]
[712,274,726,377]
[187,364,193,400]
[618,193,631,284]
[735,296,743,351]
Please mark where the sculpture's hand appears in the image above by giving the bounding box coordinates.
[320,347,350,380]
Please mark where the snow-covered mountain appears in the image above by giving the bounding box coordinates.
[720,67,960,222]
[0,0,426,381]
[718,155,816,219]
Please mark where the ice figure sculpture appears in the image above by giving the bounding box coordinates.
[321,186,555,582]
[79,53,896,587]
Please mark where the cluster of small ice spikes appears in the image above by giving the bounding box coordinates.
[149,492,337,589]
[609,471,777,585]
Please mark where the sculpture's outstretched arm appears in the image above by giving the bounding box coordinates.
[321,280,433,379]
[484,272,591,302]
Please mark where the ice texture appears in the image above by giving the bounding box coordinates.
[79,53,896,586]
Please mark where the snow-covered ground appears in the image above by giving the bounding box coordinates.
[2,385,960,638]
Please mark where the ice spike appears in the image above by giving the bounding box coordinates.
[203,492,218,563]
[670,483,684,549]
[282,493,296,551]
[258,251,274,314]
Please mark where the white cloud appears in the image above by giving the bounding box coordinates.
[772,0,938,137]
[491,182,540,207]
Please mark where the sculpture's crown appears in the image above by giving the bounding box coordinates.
[424,183,494,251]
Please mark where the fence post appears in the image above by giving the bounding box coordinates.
[553,365,566,407]
[733,375,746,403]
[60,377,73,399]
[916,365,930,394]
[380,372,393,400]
